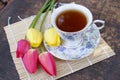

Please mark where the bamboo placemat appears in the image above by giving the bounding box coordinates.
[4,12,115,80]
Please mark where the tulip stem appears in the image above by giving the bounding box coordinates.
[29,0,51,29]
[40,43,45,52]
[39,0,56,31]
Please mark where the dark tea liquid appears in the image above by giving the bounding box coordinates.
[56,10,87,32]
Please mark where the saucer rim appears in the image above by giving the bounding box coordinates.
[44,24,101,60]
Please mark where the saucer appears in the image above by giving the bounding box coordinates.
[44,24,101,60]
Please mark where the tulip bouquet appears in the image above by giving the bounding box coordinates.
[16,0,60,76]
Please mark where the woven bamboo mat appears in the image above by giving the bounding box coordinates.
[4,12,115,80]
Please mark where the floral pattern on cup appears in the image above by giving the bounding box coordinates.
[58,31,82,41]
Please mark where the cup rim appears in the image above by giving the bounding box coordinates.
[51,3,93,34]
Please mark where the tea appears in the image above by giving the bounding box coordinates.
[56,10,87,32]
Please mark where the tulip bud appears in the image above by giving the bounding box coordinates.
[44,27,60,46]
[39,52,56,76]
[27,28,42,48]
[22,49,38,73]
[16,39,30,58]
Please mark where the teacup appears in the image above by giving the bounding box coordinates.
[51,3,105,48]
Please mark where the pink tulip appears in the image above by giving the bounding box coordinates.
[39,52,56,76]
[22,49,38,73]
[16,39,30,58]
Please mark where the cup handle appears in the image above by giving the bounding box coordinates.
[93,20,105,30]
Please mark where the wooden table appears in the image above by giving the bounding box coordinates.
[0,0,120,80]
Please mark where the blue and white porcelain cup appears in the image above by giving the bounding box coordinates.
[51,3,105,48]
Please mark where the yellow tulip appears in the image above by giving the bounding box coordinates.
[27,28,42,48]
[44,27,60,47]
